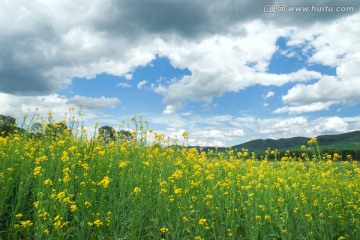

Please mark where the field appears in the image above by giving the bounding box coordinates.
[0,119,359,239]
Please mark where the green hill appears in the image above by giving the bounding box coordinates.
[232,130,360,153]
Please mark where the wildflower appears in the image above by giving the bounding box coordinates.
[93,220,103,227]
[57,191,66,200]
[85,201,92,208]
[182,131,189,138]
[204,194,213,201]
[15,213,23,219]
[305,213,313,222]
[119,161,128,168]
[308,137,317,145]
[68,146,77,153]
[33,166,42,176]
[183,216,189,222]
[174,188,182,195]
[44,179,53,186]
[98,176,111,188]
[61,151,69,162]
[70,204,77,212]
[98,151,105,156]
[20,220,33,228]
[160,227,169,233]
[199,219,207,225]
[133,187,141,194]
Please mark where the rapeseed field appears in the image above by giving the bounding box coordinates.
[0,116,359,239]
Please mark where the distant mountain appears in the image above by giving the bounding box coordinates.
[232,130,360,153]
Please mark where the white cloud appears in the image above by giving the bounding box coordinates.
[0,93,120,130]
[137,80,147,89]
[314,117,348,133]
[117,82,132,88]
[274,102,333,114]
[278,13,360,112]
[265,91,274,98]
[282,76,360,105]
[67,95,120,109]
[163,105,176,115]
[0,93,75,122]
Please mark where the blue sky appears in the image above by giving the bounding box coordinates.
[1,1,360,146]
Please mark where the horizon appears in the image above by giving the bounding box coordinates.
[1,1,360,147]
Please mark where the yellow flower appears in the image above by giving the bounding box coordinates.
[44,179,53,186]
[33,166,42,176]
[68,146,77,153]
[33,201,39,208]
[98,176,111,188]
[70,204,77,212]
[204,194,213,201]
[20,220,33,228]
[199,219,207,225]
[308,137,317,145]
[15,213,23,219]
[174,188,182,195]
[85,201,92,208]
[133,187,141,194]
[182,131,189,138]
[93,219,103,227]
[183,216,189,222]
[160,227,169,233]
[119,161,128,168]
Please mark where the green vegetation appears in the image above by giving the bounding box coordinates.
[0,115,359,239]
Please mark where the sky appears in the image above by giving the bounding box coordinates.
[1,0,360,147]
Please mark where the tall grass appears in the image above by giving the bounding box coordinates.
[0,117,359,239]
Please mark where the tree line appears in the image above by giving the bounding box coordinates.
[0,114,133,142]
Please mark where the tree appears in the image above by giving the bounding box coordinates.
[45,121,69,139]
[98,126,116,143]
[0,114,16,136]
[118,130,134,141]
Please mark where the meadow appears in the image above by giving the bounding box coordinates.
[0,116,359,239]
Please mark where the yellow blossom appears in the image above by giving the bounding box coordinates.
[199,219,206,225]
[98,176,111,188]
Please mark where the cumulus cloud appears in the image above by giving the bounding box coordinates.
[2,0,358,99]
[274,102,333,114]
[67,95,120,109]
[117,83,132,88]
[0,93,120,130]
[0,93,74,121]
[137,80,148,89]
[314,117,348,133]
[163,105,176,115]
[265,91,275,98]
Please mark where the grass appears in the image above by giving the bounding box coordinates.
[0,117,359,239]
